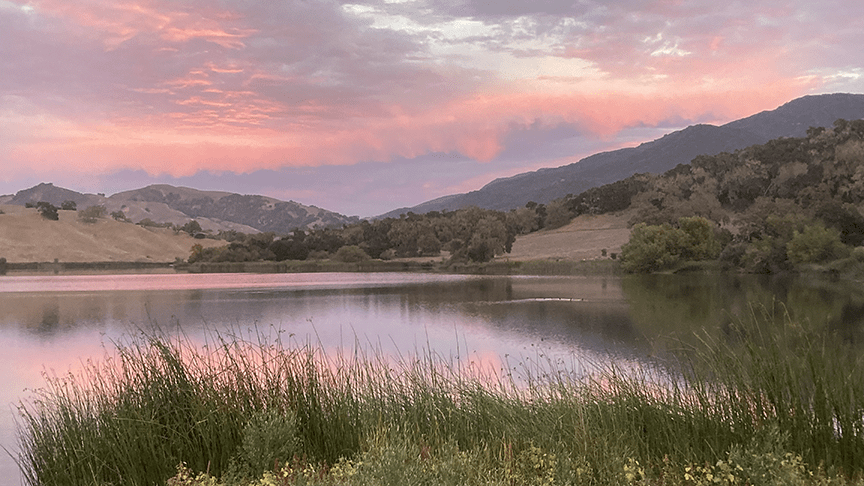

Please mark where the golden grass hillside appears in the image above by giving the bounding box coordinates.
[500,211,632,262]
[0,205,224,263]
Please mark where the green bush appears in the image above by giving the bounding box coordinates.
[238,408,300,474]
[621,223,683,272]
[786,223,849,264]
[621,217,723,272]
[333,245,370,263]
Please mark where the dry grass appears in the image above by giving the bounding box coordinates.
[502,211,632,262]
[0,204,224,263]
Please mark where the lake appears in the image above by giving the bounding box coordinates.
[1,271,863,485]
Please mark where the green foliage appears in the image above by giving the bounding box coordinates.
[35,201,59,220]
[677,216,723,260]
[60,200,77,211]
[621,217,721,272]
[237,408,300,474]
[138,218,174,228]
[577,119,864,272]
[786,223,848,264]
[181,220,203,235]
[269,236,310,261]
[417,233,442,256]
[188,206,520,265]
[110,210,130,222]
[542,199,572,230]
[77,205,107,223]
[333,245,370,263]
[620,223,683,272]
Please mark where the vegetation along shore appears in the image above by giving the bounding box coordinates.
[17,305,864,486]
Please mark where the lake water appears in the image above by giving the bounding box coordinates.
[1,271,863,485]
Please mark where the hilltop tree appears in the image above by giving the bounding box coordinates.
[36,202,59,221]
[181,220,203,235]
[78,205,107,223]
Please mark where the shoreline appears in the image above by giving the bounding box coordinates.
[0,258,623,276]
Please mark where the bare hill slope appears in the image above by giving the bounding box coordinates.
[0,205,223,263]
[501,212,632,262]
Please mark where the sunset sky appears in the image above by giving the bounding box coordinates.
[2,0,863,216]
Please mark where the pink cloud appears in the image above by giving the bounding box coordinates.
[0,0,859,197]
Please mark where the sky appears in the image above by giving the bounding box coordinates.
[1,0,863,217]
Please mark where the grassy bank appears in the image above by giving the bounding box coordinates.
[16,307,864,485]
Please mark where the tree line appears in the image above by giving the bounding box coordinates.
[188,204,565,264]
[600,119,864,272]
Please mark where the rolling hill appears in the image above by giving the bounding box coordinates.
[1,183,360,234]
[0,204,225,263]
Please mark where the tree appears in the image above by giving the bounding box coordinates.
[620,223,684,272]
[269,237,309,261]
[36,202,59,221]
[78,205,107,223]
[621,217,723,273]
[677,216,722,260]
[333,245,370,263]
[417,233,442,256]
[787,223,848,264]
[543,199,572,230]
[181,220,203,235]
[61,200,77,211]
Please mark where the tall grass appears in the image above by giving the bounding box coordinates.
[16,307,864,485]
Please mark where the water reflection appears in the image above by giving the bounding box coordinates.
[3,272,864,486]
[621,273,864,352]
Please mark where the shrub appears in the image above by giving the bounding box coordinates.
[60,200,77,211]
[181,220,203,235]
[333,245,370,263]
[786,223,848,264]
[621,223,683,272]
[35,202,58,220]
[677,216,723,260]
[78,205,107,223]
[621,217,722,272]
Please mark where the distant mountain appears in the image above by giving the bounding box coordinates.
[380,93,864,218]
[113,185,360,234]
[2,183,359,234]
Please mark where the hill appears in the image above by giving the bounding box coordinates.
[1,183,360,234]
[380,93,864,217]
[0,204,224,263]
[502,211,632,262]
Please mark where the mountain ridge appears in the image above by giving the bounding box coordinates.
[379,93,864,218]
[1,183,359,234]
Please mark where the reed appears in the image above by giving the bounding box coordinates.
[16,307,864,485]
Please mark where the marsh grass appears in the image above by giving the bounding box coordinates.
[16,305,864,485]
